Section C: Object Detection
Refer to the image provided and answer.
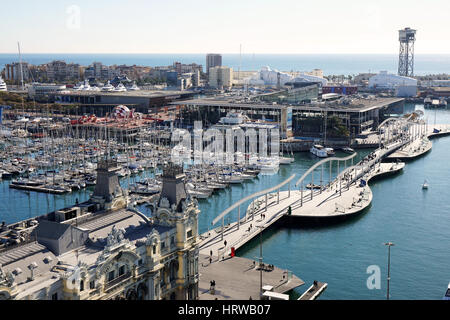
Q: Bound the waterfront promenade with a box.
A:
[199,122,450,260]
[199,137,411,259]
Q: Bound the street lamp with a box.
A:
[384,242,395,300]
[255,225,264,299]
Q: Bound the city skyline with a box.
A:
[1,0,450,54]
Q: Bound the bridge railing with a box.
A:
[211,174,296,227]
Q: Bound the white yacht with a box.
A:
[114,83,127,92]
[310,144,328,158]
[0,76,7,91]
[342,147,355,154]
[279,155,295,164]
[102,81,115,92]
[424,97,432,107]
[257,157,280,175]
[422,180,429,190]
[127,81,140,91]
[72,82,83,91]
[218,112,248,125]
[325,147,335,156]
[444,282,450,300]
[81,80,91,91]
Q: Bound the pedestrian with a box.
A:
[209,257,212,264]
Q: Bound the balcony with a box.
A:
[104,272,132,291]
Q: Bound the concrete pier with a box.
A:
[198,254,304,300]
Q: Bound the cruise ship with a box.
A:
[0,76,7,92]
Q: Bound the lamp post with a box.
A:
[384,242,395,300]
[256,226,264,299]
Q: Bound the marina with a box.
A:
[2,0,450,307]
[1,101,450,299]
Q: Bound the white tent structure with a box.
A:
[368,71,417,89]
[247,66,328,87]
[292,74,328,86]
[248,66,293,86]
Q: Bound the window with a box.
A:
[187,230,193,239]
[51,293,58,300]
[152,245,156,255]
[90,280,95,289]
[171,236,175,245]
[161,241,165,250]
[119,265,125,276]
[80,280,84,292]
[108,270,115,282]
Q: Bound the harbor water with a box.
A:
[1,53,450,76]
[0,103,449,299]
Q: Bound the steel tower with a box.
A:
[398,27,416,77]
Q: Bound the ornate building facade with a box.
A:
[0,162,199,300]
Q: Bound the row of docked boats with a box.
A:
[72,80,140,92]
[309,144,355,158]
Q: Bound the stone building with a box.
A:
[0,161,199,300]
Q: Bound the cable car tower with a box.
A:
[398,28,416,77]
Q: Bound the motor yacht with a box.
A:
[218,112,249,125]
[114,83,127,92]
[310,144,328,158]
[127,81,140,91]
[101,81,115,92]
[342,147,355,154]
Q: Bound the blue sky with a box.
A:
[1,0,449,54]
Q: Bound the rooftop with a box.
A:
[171,96,404,113]
[56,89,190,98]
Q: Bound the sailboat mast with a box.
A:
[18,42,24,91]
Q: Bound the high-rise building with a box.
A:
[92,62,103,78]
[208,66,233,89]
[66,63,81,80]
[4,62,31,82]
[206,54,222,76]
[46,60,68,82]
